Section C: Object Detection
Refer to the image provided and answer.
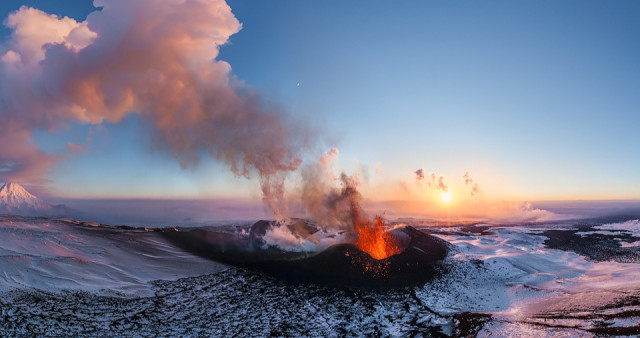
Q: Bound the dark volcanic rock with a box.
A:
[542,221,640,263]
[163,223,450,288]
[249,220,271,240]
[0,269,457,336]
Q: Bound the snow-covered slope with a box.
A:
[0,215,638,335]
[0,182,53,215]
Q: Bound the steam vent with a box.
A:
[163,220,450,288]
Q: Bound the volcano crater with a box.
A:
[163,221,451,288]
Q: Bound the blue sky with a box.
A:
[2,1,639,200]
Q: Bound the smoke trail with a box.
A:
[429,173,437,188]
[463,171,479,196]
[470,184,479,196]
[414,169,448,192]
[0,1,308,217]
[414,168,425,186]
[436,176,448,192]
[463,172,473,185]
[297,150,379,231]
[299,150,354,229]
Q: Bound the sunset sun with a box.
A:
[440,191,452,203]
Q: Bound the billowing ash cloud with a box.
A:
[292,148,381,235]
[298,149,353,229]
[463,171,479,196]
[0,0,308,216]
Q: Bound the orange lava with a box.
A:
[353,215,401,260]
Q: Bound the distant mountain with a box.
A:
[0,182,69,216]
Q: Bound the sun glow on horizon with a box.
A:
[440,191,452,203]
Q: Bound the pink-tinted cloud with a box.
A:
[0,0,308,217]
[463,171,473,185]
[0,116,58,183]
[319,148,339,167]
[67,143,88,153]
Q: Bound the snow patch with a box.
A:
[594,219,640,236]
[0,216,223,295]
[262,223,346,252]
[262,224,317,252]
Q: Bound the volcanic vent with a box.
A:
[163,171,450,287]
[163,218,450,288]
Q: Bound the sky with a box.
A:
[0,0,639,204]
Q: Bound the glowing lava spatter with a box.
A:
[336,173,402,260]
[353,215,401,260]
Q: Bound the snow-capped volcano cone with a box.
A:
[0,182,51,213]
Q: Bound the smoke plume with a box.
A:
[463,171,479,196]
[463,172,473,185]
[298,150,358,230]
[414,169,448,192]
[414,168,425,185]
[0,0,307,217]
[436,176,448,192]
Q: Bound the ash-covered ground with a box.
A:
[1,215,639,336]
